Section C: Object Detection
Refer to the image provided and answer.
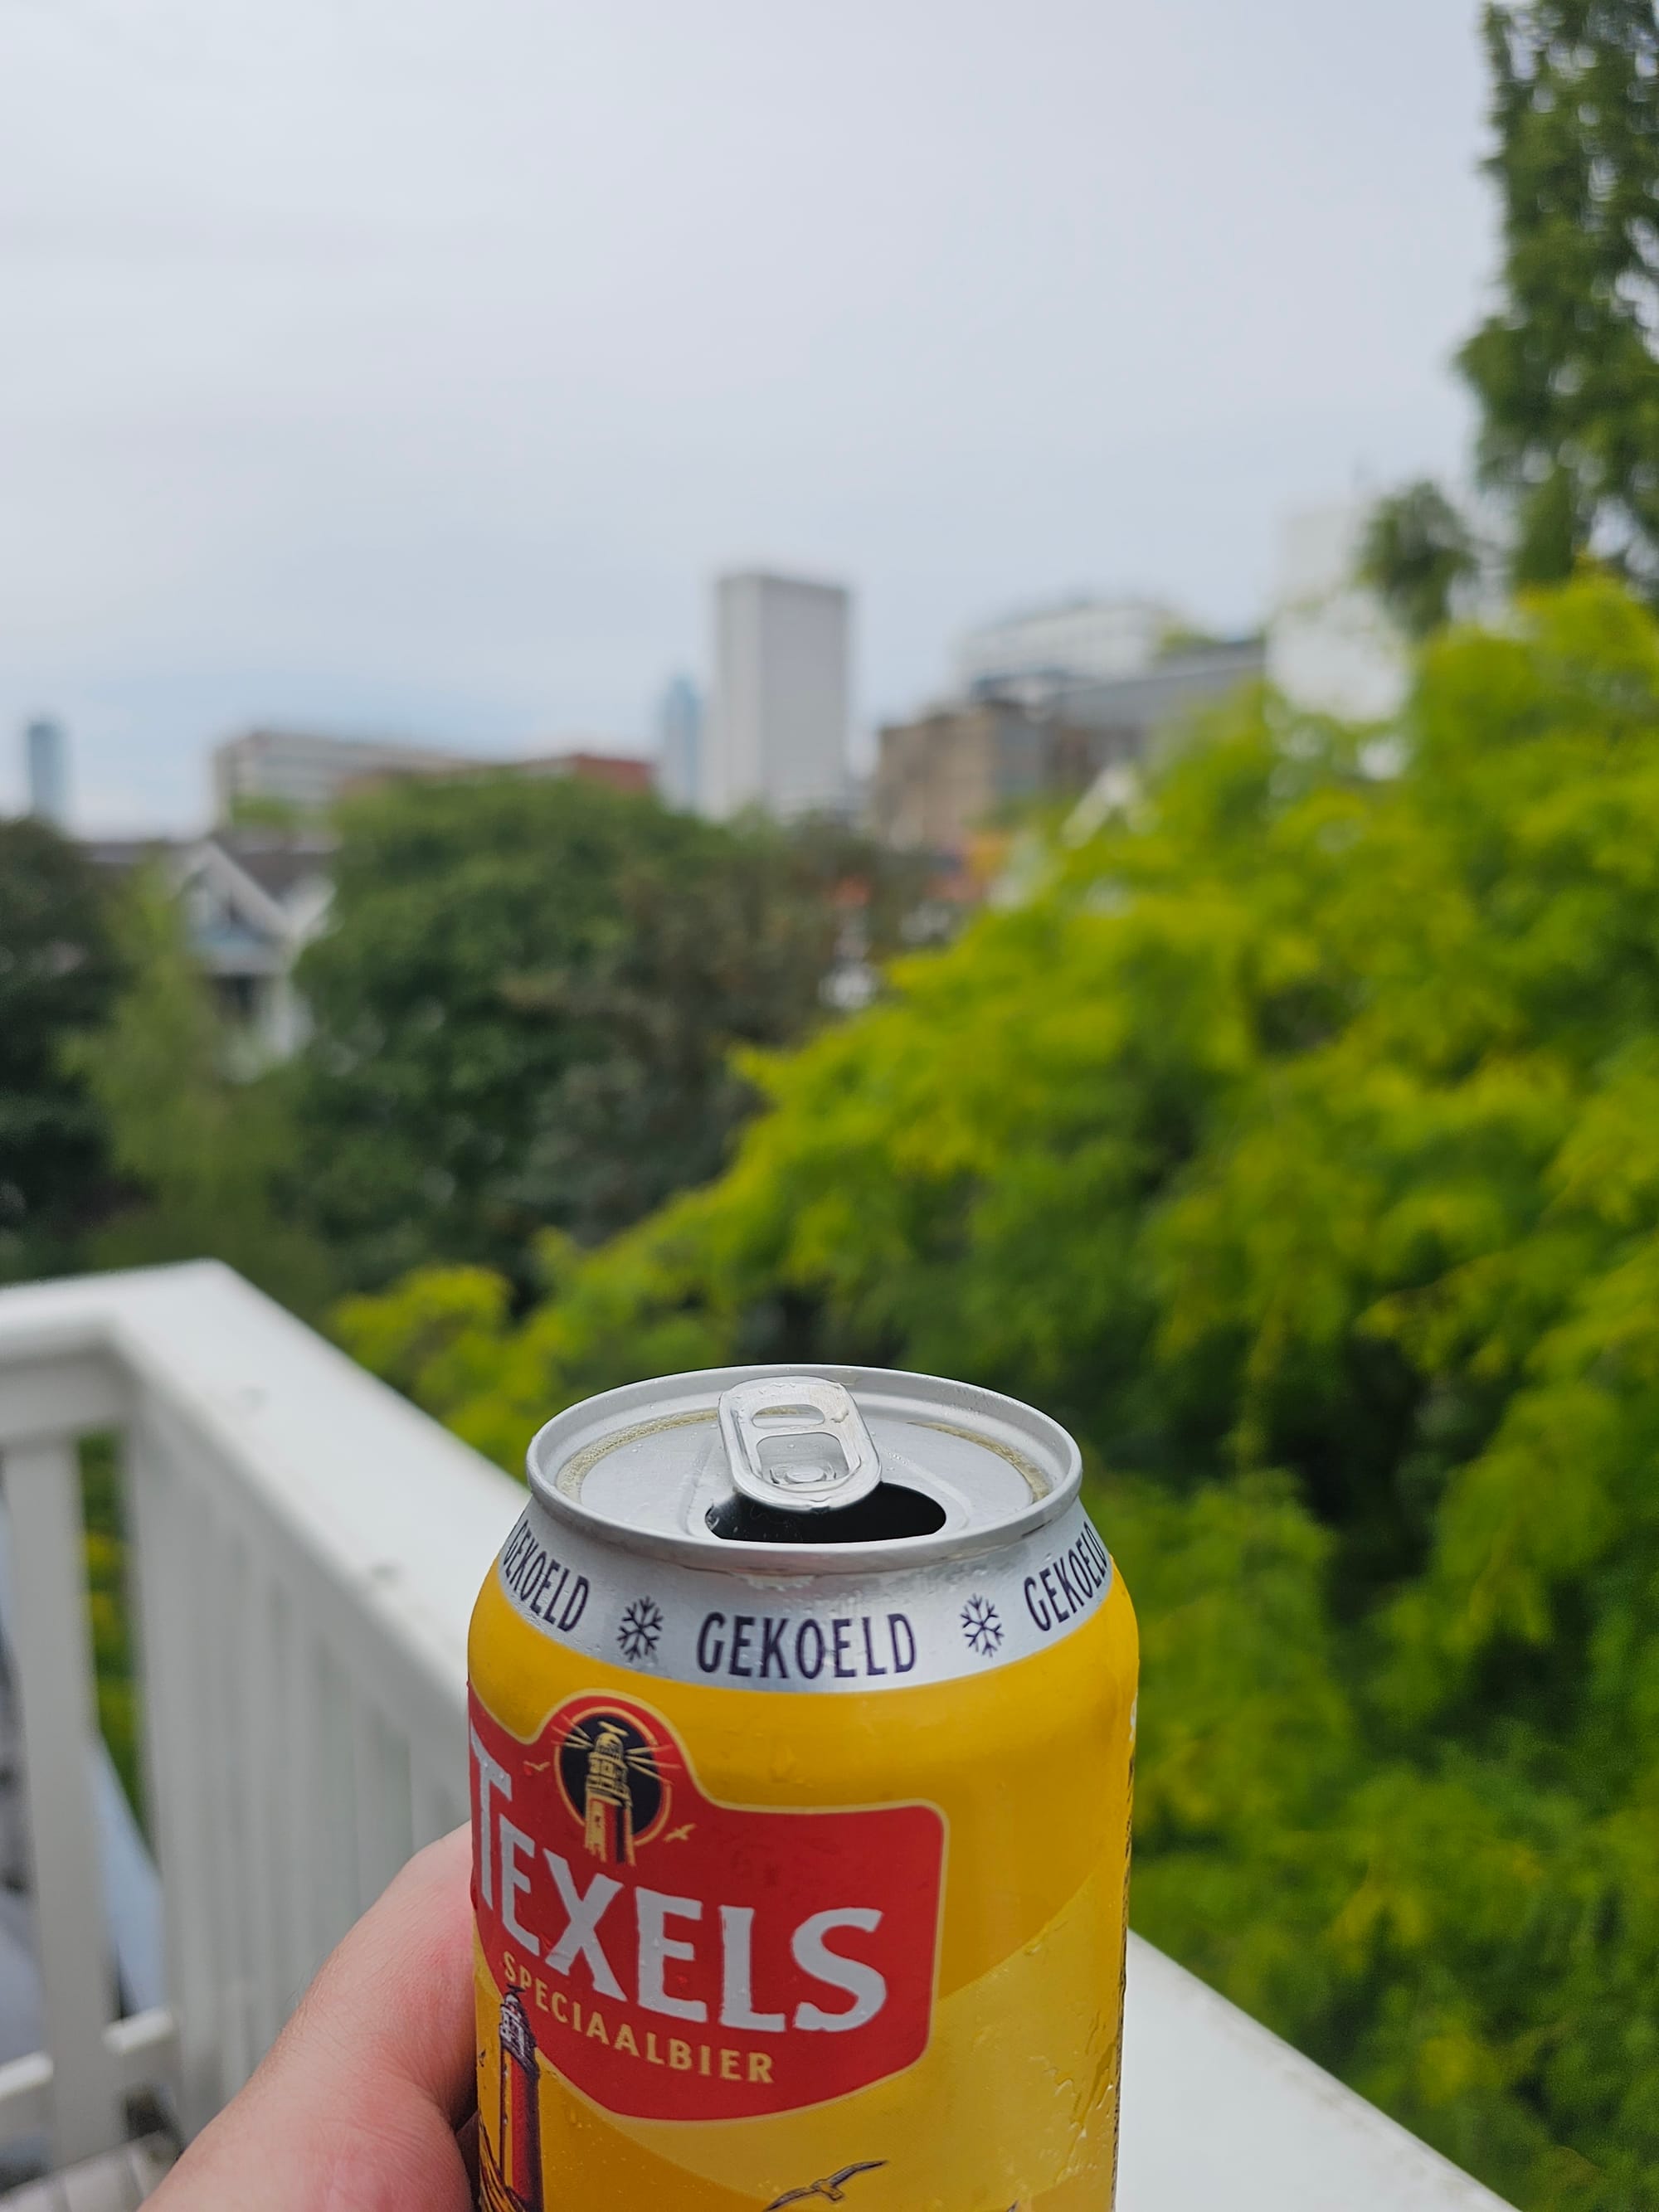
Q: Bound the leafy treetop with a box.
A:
[0,818,122,1278]
[1360,479,1480,639]
[292,773,928,1292]
[67,880,337,1319]
[1460,0,1659,595]
[342,581,1659,2208]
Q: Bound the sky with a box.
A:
[0,0,1491,830]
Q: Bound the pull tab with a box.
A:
[718,1378,881,1515]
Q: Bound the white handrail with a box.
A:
[0,1262,517,2166]
[0,1262,1513,2207]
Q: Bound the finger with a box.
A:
[283,1824,476,2121]
[152,1826,476,2211]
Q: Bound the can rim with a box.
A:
[523,1363,1083,1575]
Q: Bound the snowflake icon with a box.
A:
[617,1598,664,1665]
[961,1595,1003,1659]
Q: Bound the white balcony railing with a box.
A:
[0,1262,1512,2210]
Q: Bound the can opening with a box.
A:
[705,1482,947,1546]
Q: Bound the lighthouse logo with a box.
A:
[479,1991,544,2212]
[557,1704,669,1864]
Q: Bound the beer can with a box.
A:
[469,1365,1137,2212]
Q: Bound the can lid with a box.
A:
[524,1364,1082,1575]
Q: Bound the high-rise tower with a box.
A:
[24,718,68,827]
[655,675,703,811]
[703,572,849,819]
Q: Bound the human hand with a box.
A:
[150,1825,476,2212]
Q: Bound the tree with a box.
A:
[70,879,336,1319]
[0,817,122,1278]
[338,580,1659,2208]
[291,773,928,1291]
[1459,1,1659,595]
[1360,479,1478,638]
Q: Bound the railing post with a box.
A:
[2,1436,124,2166]
[127,1413,226,2138]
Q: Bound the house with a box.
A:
[84,832,335,1068]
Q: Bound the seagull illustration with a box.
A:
[664,1821,696,1843]
[764,2161,886,2208]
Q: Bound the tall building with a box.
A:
[955,596,1180,702]
[874,701,1076,854]
[874,640,1265,862]
[24,718,68,826]
[212,728,470,822]
[655,676,703,811]
[704,572,850,819]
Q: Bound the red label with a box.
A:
[469,1689,944,2121]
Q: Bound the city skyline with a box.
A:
[0,1,1486,829]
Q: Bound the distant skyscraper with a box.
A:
[655,676,703,811]
[704,572,850,819]
[24,718,68,826]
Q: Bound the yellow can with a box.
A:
[469,1367,1136,2212]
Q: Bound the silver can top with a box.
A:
[525,1363,1082,1576]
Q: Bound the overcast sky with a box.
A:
[0,0,1490,830]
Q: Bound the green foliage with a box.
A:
[1360,479,1479,639]
[293,773,926,1291]
[1155,619,1248,658]
[340,580,1659,2206]
[223,793,311,831]
[80,1435,144,1829]
[68,879,336,1318]
[1460,2,1659,596]
[0,817,122,1278]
